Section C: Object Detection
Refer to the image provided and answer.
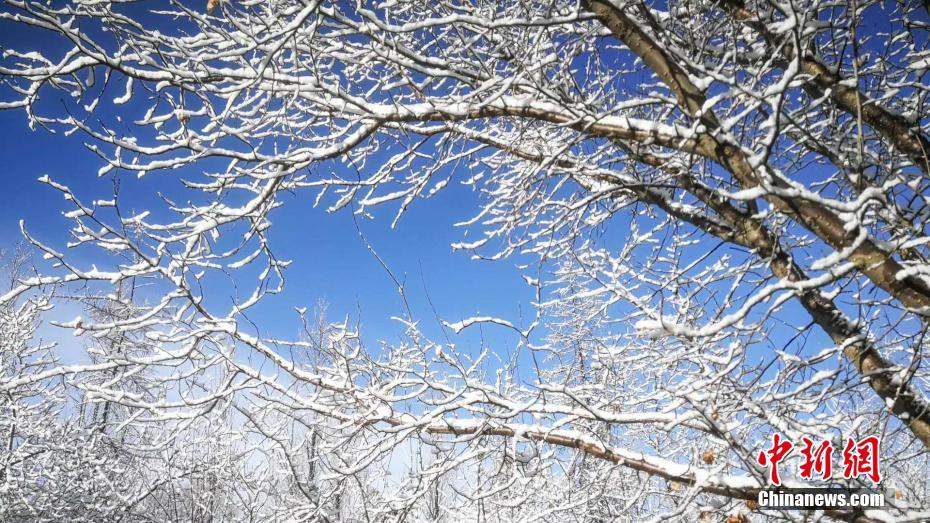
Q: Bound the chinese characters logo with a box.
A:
[757,434,881,486]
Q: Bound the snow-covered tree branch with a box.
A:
[2,0,930,520]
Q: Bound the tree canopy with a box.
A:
[1,0,930,521]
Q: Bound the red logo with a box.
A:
[757,433,794,485]
[842,435,881,483]
[756,434,881,485]
[799,437,833,480]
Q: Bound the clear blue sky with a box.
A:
[0,9,833,365]
[0,104,536,352]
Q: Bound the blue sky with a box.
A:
[0,4,841,369]
[0,83,824,371]
[0,3,551,365]
[0,103,535,352]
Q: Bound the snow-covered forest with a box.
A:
[1,0,929,520]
